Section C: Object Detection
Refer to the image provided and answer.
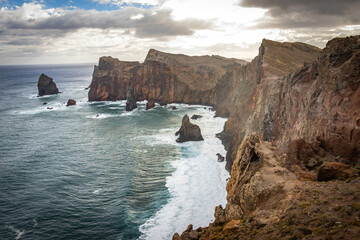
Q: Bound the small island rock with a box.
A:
[191,114,202,120]
[126,89,137,111]
[216,153,225,162]
[175,114,204,143]
[66,99,76,106]
[37,74,59,96]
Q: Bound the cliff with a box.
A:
[173,36,360,240]
[88,35,360,239]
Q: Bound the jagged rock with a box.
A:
[126,89,137,111]
[146,99,155,110]
[225,134,300,224]
[66,99,76,106]
[175,115,204,143]
[191,114,202,120]
[172,106,177,110]
[37,74,59,96]
[317,162,355,181]
[214,205,226,224]
[216,153,225,162]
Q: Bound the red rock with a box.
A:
[146,99,155,110]
[66,99,76,106]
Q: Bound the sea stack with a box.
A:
[146,99,155,110]
[37,74,59,96]
[175,115,204,143]
[126,88,137,111]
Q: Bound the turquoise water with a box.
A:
[0,65,228,240]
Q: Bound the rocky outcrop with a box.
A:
[317,162,355,181]
[191,114,202,120]
[225,134,301,224]
[174,135,360,240]
[225,36,360,173]
[146,99,155,110]
[216,153,225,162]
[125,88,137,111]
[66,99,76,106]
[175,115,204,143]
[37,74,59,96]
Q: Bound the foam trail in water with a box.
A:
[138,107,229,240]
[7,225,25,240]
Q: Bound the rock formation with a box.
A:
[66,99,76,106]
[216,153,225,162]
[146,99,155,110]
[173,135,360,240]
[175,115,204,143]
[191,114,202,120]
[125,88,137,111]
[37,74,59,96]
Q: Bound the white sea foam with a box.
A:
[12,97,89,115]
[87,114,113,119]
[7,225,25,240]
[138,106,229,240]
[93,188,102,194]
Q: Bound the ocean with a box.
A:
[0,64,229,240]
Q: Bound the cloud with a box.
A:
[240,0,360,28]
[92,0,159,6]
[0,2,211,38]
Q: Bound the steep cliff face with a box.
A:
[226,36,360,176]
[89,49,247,117]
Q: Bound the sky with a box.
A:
[0,0,360,65]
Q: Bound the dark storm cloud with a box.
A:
[1,7,211,38]
[240,0,360,28]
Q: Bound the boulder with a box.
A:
[191,114,202,120]
[317,162,355,181]
[66,99,76,106]
[37,73,59,96]
[216,153,225,162]
[146,99,155,110]
[126,89,137,111]
[175,115,204,143]
[172,106,177,110]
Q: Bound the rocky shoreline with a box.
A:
[88,35,360,239]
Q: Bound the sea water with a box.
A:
[0,64,229,240]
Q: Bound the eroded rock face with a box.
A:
[38,74,59,96]
[226,35,360,172]
[175,115,204,143]
[225,134,301,224]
